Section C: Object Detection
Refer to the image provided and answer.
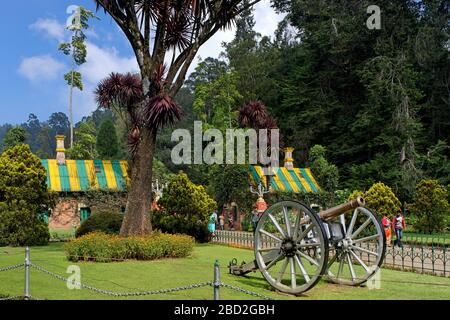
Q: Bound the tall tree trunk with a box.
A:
[120,126,156,237]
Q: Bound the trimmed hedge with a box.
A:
[64,232,194,262]
[76,212,123,238]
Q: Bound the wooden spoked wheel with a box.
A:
[254,201,329,295]
[326,207,386,286]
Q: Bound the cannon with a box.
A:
[229,197,386,295]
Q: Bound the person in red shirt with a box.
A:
[392,212,406,248]
[381,215,392,246]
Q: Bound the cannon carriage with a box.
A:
[229,196,386,295]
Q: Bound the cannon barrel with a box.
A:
[319,196,365,221]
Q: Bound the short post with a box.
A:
[24,247,30,300]
[214,260,220,301]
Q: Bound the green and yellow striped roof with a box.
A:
[250,166,320,193]
[41,160,129,192]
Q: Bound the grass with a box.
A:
[0,243,449,300]
[49,229,75,242]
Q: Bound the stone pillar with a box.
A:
[56,135,66,166]
[284,147,295,170]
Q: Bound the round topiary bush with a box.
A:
[364,182,401,217]
[155,173,217,242]
[76,212,124,238]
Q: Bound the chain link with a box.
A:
[220,283,275,300]
[30,262,213,297]
[0,263,24,273]
[0,295,23,301]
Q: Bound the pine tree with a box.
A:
[96,118,119,159]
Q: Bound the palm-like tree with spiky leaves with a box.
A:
[93,0,263,236]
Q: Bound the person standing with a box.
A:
[393,212,406,248]
[208,210,218,241]
[219,214,225,231]
[251,207,260,232]
[382,215,392,246]
[212,210,218,227]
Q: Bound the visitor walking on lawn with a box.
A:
[393,212,406,248]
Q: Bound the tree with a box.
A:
[408,180,449,234]
[309,145,339,205]
[155,173,217,242]
[0,145,55,246]
[66,120,98,159]
[36,125,54,158]
[59,6,97,148]
[364,182,402,218]
[185,57,228,92]
[210,164,253,214]
[96,118,119,159]
[2,126,27,150]
[94,0,264,236]
[193,71,242,130]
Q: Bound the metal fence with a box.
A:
[212,230,450,277]
[0,248,273,301]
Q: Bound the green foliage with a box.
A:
[209,165,253,214]
[96,118,119,159]
[0,207,50,246]
[0,145,54,246]
[408,180,450,234]
[309,145,339,193]
[65,232,194,262]
[2,126,27,150]
[66,120,98,159]
[364,182,402,218]
[76,212,124,237]
[64,71,83,91]
[193,72,242,131]
[155,173,217,242]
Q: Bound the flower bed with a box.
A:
[64,232,194,262]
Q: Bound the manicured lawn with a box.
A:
[0,243,449,300]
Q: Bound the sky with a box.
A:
[0,0,284,125]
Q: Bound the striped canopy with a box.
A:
[41,160,129,192]
[250,166,320,193]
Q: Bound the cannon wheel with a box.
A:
[254,201,329,295]
[326,207,386,286]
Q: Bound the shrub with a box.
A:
[64,232,194,262]
[0,206,50,246]
[364,182,402,217]
[0,144,55,246]
[408,180,450,234]
[76,212,123,237]
[155,173,217,242]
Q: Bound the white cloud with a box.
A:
[79,42,139,84]
[18,55,65,82]
[30,19,65,41]
[191,0,283,72]
[58,42,139,117]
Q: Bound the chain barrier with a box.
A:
[220,283,274,300]
[31,262,213,297]
[0,296,22,301]
[0,263,24,273]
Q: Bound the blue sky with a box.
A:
[0,0,283,125]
